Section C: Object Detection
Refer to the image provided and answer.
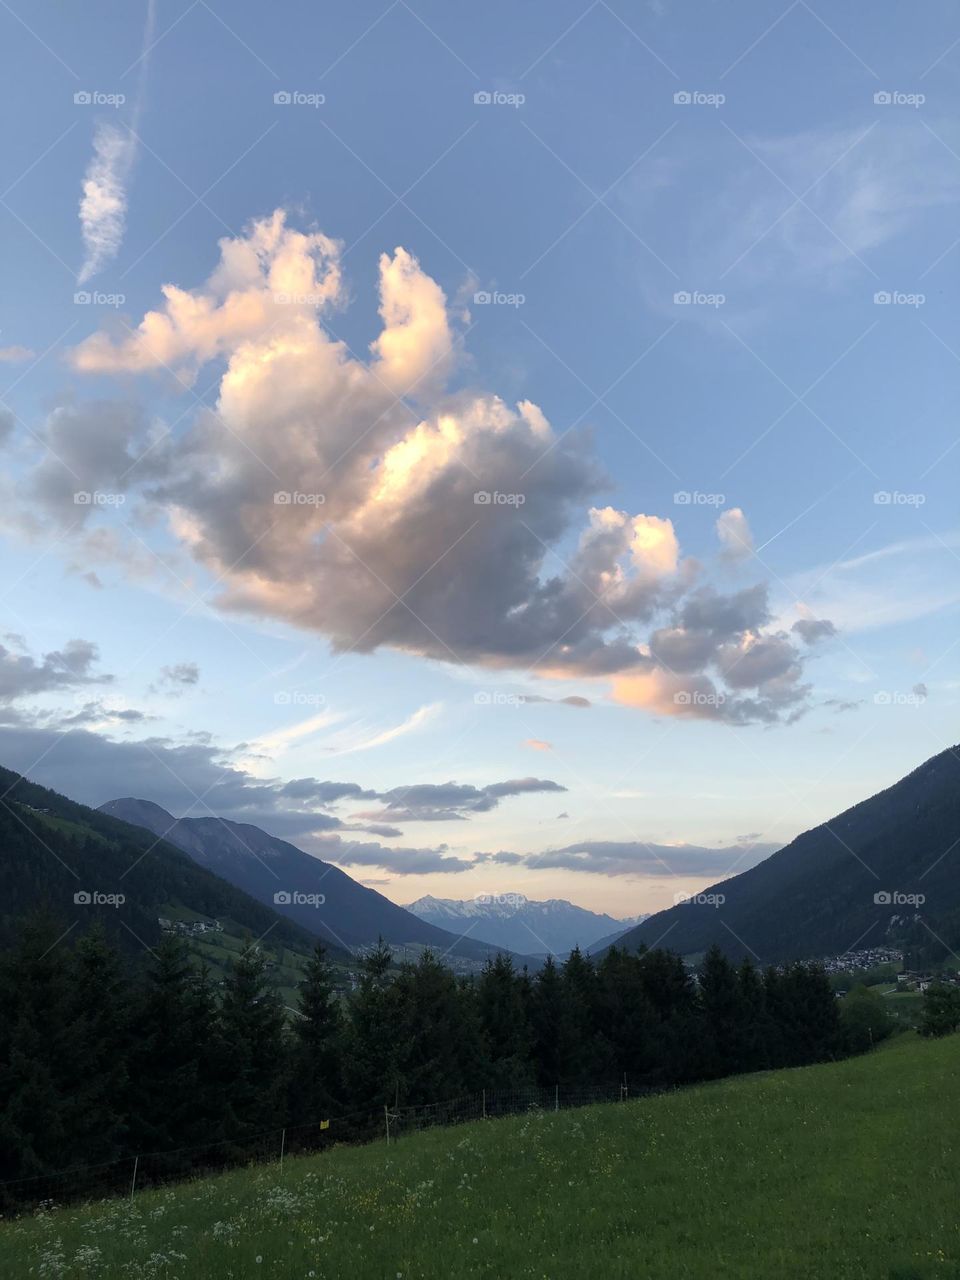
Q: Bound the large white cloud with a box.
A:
[45,212,831,723]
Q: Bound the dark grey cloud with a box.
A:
[364,777,566,823]
[516,840,780,878]
[57,701,154,727]
[315,836,473,875]
[0,637,110,704]
[792,618,838,645]
[0,724,564,853]
[158,661,200,689]
[823,697,861,713]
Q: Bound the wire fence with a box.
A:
[0,1080,650,1213]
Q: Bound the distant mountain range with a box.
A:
[405,894,644,957]
[612,745,960,966]
[0,766,321,958]
[100,798,527,967]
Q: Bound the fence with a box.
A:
[0,1079,646,1213]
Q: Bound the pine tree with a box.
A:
[219,939,289,1137]
[127,936,228,1156]
[393,950,471,1104]
[344,939,402,1108]
[529,955,568,1086]
[0,916,75,1178]
[697,945,745,1079]
[290,945,343,1120]
[477,953,532,1088]
[560,947,598,1083]
[61,925,130,1165]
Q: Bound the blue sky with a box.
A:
[1,0,958,915]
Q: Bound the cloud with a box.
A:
[520,693,592,708]
[0,637,111,708]
[0,346,35,364]
[77,124,135,285]
[524,738,553,751]
[57,700,154,727]
[325,703,440,756]
[53,213,830,724]
[361,776,567,823]
[823,697,861,713]
[716,507,754,561]
[76,0,156,283]
[158,661,200,688]
[313,835,473,875]
[792,618,837,645]
[512,839,779,878]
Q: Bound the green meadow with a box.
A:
[2,1032,957,1280]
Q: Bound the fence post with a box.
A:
[279,1127,286,1172]
[482,1089,486,1120]
[384,1104,390,1145]
[555,1084,559,1113]
[129,1155,138,1203]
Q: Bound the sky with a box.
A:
[0,0,958,918]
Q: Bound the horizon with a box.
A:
[1,1,958,917]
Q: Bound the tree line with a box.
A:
[0,917,884,1198]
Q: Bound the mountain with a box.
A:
[586,919,650,955]
[404,893,640,957]
[0,765,323,958]
[611,745,960,966]
[100,799,526,968]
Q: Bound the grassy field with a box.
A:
[2,1033,957,1279]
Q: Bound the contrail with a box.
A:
[77,0,156,285]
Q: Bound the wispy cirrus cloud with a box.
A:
[76,0,156,284]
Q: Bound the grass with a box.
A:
[2,1033,958,1279]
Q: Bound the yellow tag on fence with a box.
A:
[319,1120,330,1130]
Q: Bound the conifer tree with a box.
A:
[219,939,289,1137]
[344,939,402,1108]
[477,953,532,1088]
[290,944,343,1120]
[127,936,228,1155]
[62,925,130,1164]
